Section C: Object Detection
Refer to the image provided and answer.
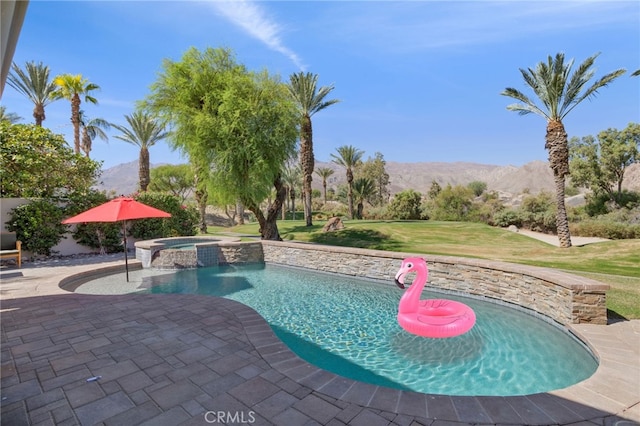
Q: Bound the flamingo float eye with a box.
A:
[406,262,413,269]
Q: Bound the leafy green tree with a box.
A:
[315,167,335,205]
[0,122,101,198]
[112,111,169,192]
[53,74,100,154]
[149,164,195,203]
[331,145,365,220]
[7,61,58,126]
[502,52,625,247]
[0,106,22,124]
[352,177,375,219]
[6,200,67,256]
[386,189,423,220]
[357,152,390,206]
[569,123,639,199]
[468,181,487,197]
[287,72,340,227]
[145,47,298,240]
[78,110,110,158]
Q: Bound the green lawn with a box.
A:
[208,219,640,320]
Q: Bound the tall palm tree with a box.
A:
[287,72,339,227]
[502,52,625,248]
[7,61,58,126]
[112,111,169,192]
[78,110,110,158]
[352,177,376,219]
[331,145,364,220]
[53,74,100,154]
[315,166,335,205]
[0,106,22,124]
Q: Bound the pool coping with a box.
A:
[1,257,638,425]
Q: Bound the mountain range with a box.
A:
[94,160,640,200]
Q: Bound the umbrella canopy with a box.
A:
[62,197,171,281]
[62,197,171,224]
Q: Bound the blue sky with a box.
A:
[3,1,639,170]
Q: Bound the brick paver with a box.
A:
[1,258,638,425]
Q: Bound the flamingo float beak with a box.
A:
[395,269,408,289]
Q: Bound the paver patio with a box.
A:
[1,256,638,425]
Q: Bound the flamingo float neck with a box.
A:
[395,257,429,314]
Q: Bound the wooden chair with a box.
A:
[1,232,22,268]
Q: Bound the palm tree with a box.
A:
[315,167,335,205]
[502,52,625,248]
[78,110,110,157]
[281,164,302,220]
[112,111,169,191]
[352,177,376,219]
[331,145,364,220]
[287,72,339,227]
[7,61,57,126]
[0,106,22,124]
[53,74,100,154]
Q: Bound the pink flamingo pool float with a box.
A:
[395,257,476,338]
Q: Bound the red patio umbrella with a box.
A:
[62,197,171,281]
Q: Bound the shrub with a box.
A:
[570,220,640,239]
[584,191,640,217]
[493,209,521,227]
[386,189,423,220]
[518,191,557,233]
[428,185,475,221]
[469,192,505,225]
[129,192,199,240]
[363,206,391,220]
[6,200,67,256]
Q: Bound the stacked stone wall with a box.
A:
[218,241,264,264]
[260,240,608,325]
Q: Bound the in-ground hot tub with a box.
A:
[135,236,242,269]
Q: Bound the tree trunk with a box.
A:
[33,104,45,127]
[139,147,150,192]
[322,180,327,205]
[71,94,81,154]
[546,119,572,248]
[81,127,91,157]
[300,115,314,226]
[195,190,207,233]
[236,200,245,225]
[347,168,354,220]
[246,175,286,241]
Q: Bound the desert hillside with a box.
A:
[94,160,640,199]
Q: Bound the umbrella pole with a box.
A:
[123,220,129,282]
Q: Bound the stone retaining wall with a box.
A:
[260,240,609,325]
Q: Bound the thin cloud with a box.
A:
[209,0,305,70]
[322,1,638,53]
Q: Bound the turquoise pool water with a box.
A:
[85,263,598,396]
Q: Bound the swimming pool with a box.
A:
[76,263,598,396]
